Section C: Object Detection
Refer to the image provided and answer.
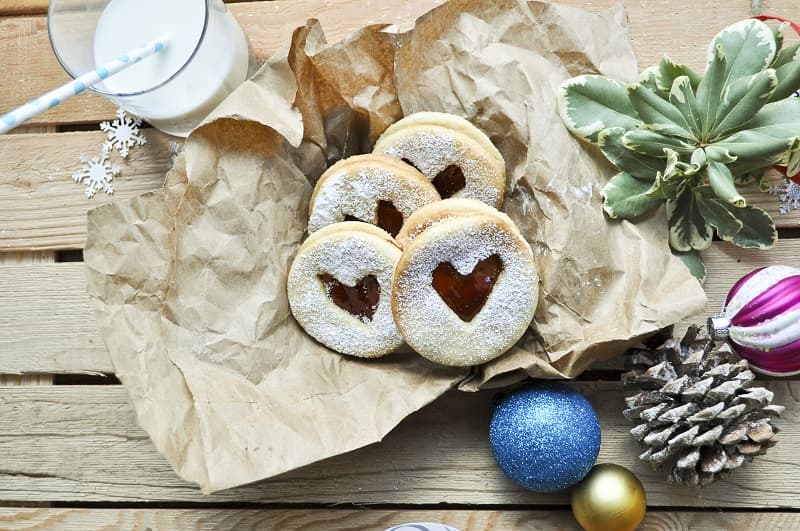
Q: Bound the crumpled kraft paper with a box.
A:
[85,0,707,494]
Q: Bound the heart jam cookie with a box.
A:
[373,112,506,208]
[308,154,440,237]
[432,254,503,321]
[392,211,539,366]
[288,222,403,358]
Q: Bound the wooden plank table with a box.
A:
[1,0,799,529]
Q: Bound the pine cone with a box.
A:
[622,325,784,487]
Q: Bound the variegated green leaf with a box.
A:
[644,149,683,200]
[557,18,793,258]
[558,75,641,144]
[706,19,776,85]
[646,171,681,200]
[657,56,701,92]
[602,171,662,219]
[714,131,800,161]
[628,83,694,139]
[597,127,663,181]
[770,60,800,102]
[639,66,667,98]
[673,250,706,283]
[645,172,668,199]
[663,148,680,176]
[667,185,713,251]
[676,159,702,176]
[669,76,702,137]
[735,97,800,140]
[690,147,707,167]
[727,157,780,176]
[712,98,800,160]
[773,23,786,54]
[704,145,737,164]
[718,203,777,249]
[786,147,800,176]
[773,42,800,68]
[622,128,695,158]
[695,186,744,238]
[710,69,777,138]
[706,160,745,206]
[696,44,727,138]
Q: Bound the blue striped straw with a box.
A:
[0,34,170,134]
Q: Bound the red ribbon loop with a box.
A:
[753,14,800,36]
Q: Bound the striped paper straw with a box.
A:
[0,34,170,135]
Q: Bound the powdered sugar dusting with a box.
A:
[288,228,403,357]
[401,218,440,247]
[309,165,439,233]
[396,198,520,249]
[393,219,539,366]
[376,129,503,207]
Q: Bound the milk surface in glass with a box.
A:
[93,0,249,136]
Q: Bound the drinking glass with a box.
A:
[48,0,253,136]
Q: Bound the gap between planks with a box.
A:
[1,507,800,531]
[0,382,798,507]
[0,0,753,126]
[2,239,799,375]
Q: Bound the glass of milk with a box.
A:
[48,0,252,136]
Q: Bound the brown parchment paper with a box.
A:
[85,0,707,494]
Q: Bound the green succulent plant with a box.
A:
[558,18,800,280]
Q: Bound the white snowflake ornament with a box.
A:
[72,152,120,198]
[100,107,146,158]
[769,177,800,214]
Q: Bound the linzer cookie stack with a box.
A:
[287,112,539,366]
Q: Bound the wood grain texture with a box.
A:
[0,262,110,374]
[0,0,257,17]
[0,0,794,522]
[1,508,799,531]
[0,381,798,506]
[0,0,750,126]
[761,1,800,20]
[0,130,176,251]
[2,239,798,374]
[0,247,54,384]
[1,137,798,252]
[0,0,48,16]
[0,0,446,126]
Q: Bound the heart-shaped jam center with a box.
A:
[401,158,466,199]
[344,200,404,237]
[319,273,381,321]
[431,254,503,322]
[431,165,466,199]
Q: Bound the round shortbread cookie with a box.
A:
[392,215,538,366]
[288,222,403,358]
[374,112,506,208]
[308,154,440,237]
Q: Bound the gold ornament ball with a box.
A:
[570,463,646,531]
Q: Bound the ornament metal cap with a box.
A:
[708,315,731,340]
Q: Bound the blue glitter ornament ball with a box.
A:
[489,382,601,492]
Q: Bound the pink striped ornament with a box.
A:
[709,265,800,376]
